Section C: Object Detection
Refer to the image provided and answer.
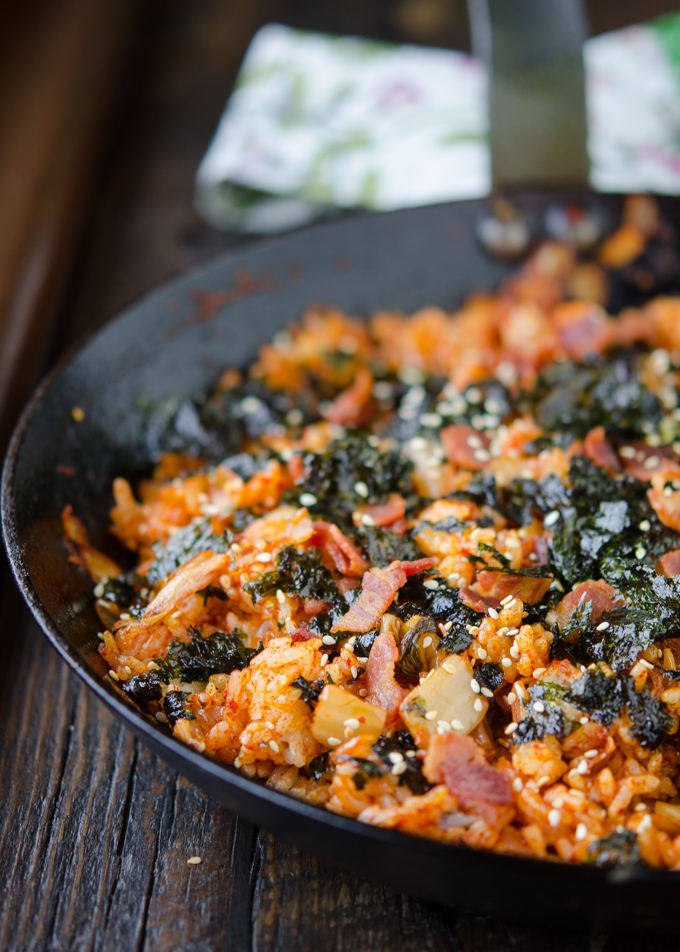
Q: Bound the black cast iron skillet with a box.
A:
[5,0,680,934]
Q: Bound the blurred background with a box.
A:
[3,4,680,947]
[1,0,680,442]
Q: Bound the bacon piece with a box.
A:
[311,521,369,576]
[472,570,551,606]
[623,447,680,482]
[140,550,231,628]
[337,576,361,595]
[424,734,511,807]
[330,558,435,633]
[355,494,406,528]
[458,586,501,614]
[365,629,407,721]
[583,426,620,473]
[304,598,331,616]
[291,627,314,643]
[657,549,680,578]
[554,579,622,631]
[440,425,491,471]
[649,486,680,531]
[552,302,615,360]
[322,367,374,427]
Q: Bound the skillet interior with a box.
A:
[5,195,680,933]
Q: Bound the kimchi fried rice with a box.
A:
[64,195,680,868]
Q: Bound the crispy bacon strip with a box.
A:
[582,426,620,473]
[424,734,511,807]
[472,570,551,606]
[139,549,230,629]
[649,484,680,531]
[365,629,407,721]
[458,586,501,614]
[311,521,370,576]
[553,579,622,631]
[657,549,680,578]
[440,425,490,471]
[322,367,374,426]
[330,558,435,633]
[355,494,406,528]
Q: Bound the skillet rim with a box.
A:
[3,198,680,919]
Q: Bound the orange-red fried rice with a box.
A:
[63,195,680,869]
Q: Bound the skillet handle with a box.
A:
[467,0,590,190]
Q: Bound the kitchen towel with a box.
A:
[195,13,680,233]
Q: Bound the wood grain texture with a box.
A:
[5,1,680,949]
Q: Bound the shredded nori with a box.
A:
[146,519,232,584]
[291,676,325,707]
[587,829,643,868]
[372,730,432,795]
[157,628,261,682]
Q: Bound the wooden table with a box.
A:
[3,2,680,949]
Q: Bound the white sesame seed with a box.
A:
[155,711,168,724]
[322,635,336,645]
[442,662,456,674]
[354,481,369,498]
[473,698,484,713]
[119,612,131,621]
[269,740,280,753]
[635,546,647,560]
[548,809,561,828]
[512,777,523,792]
[507,692,516,705]
[533,668,546,678]
[644,456,661,470]
[501,658,512,668]
[543,511,560,528]
[406,750,417,758]
[94,582,105,598]
[372,381,394,400]
[639,814,652,832]
[388,752,404,764]
[187,856,202,865]
[481,687,494,698]
[488,607,499,620]
[466,433,483,448]
[351,666,358,679]
[361,514,376,527]
[584,749,598,759]
[420,413,443,428]
[470,678,481,694]
[437,720,452,733]
[595,621,610,632]
[639,658,654,670]
[450,719,464,731]
[497,627,509,636]
[320,654,329,667]
[327,737,342,747]
[500,595,514,606]
[299,493,317,507]
[344,718,360,730]
[575,823,588,841]
[533,701,545,713]
[108,670,120,682]
[505,601,517,613]
[265,720,275,730]
[505,722,518,735]
[577,761,589,775]
[510,645,520,659]
[392,761,408,775]
[422,636,433,648]
[639,520,651,532]
[424,711,438,721]
[619,446,636,459]
[473,448,491,462]
[477,647,488,660]
[423,579,439,590]
[579,716,589,725]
